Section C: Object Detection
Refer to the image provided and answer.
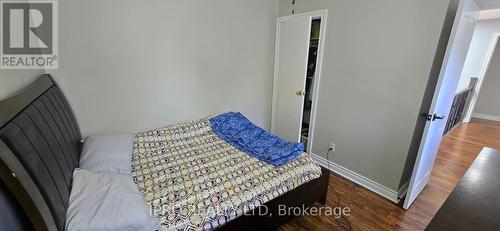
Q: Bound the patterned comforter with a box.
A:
[131,116,322,230]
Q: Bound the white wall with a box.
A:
[474,43,500,118]
[278,0,449,191]
[2,0,450,195]
[0,0,47,99]
[32,0,277,136]
[0,70,46,99]
[457,19,500,92]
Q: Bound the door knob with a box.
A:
[296,90,306,96]
[432,114,445,121]
[421,113,432,121]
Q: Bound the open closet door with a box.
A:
[271,14,312,142]
[404,0,479,209]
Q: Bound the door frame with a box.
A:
[271,9,328,153]
[463,33,500,122]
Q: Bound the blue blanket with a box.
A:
[209,112,304,166]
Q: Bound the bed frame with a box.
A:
[0,74,329,231]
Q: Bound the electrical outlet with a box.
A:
[329,143,335,152]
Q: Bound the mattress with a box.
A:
[131,117,322,230]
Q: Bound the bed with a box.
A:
[0,74,329,231]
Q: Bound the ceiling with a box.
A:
[475,0,500,10]
[474,0,500,20]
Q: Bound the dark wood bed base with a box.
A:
[0,74,329,231]
[217,166,329,231]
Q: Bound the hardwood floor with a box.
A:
[279,120,500,231]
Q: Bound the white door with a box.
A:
[404,0,479,209]
[271,14,312,142]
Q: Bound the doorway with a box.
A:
[403,0,479,209]
[271,10,327,153]
[464,33,500,122]
[301,18,321,150]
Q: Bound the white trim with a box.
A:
[270,15,280,134]
[270,9,328,153]
[278,9,329,21]
[472,113,500,121]
[464,33,500,122]
[397,180,409,199]
[309,153,401,203]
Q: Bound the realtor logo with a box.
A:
[1,1,58,69]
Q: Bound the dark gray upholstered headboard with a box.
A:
[0,74,81,231]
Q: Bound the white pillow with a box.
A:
[79,133,135,174]
[66,168,160,231]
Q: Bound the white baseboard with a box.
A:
[397,180,409,200]
[472,113,500,122]
[310,153,401,203]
